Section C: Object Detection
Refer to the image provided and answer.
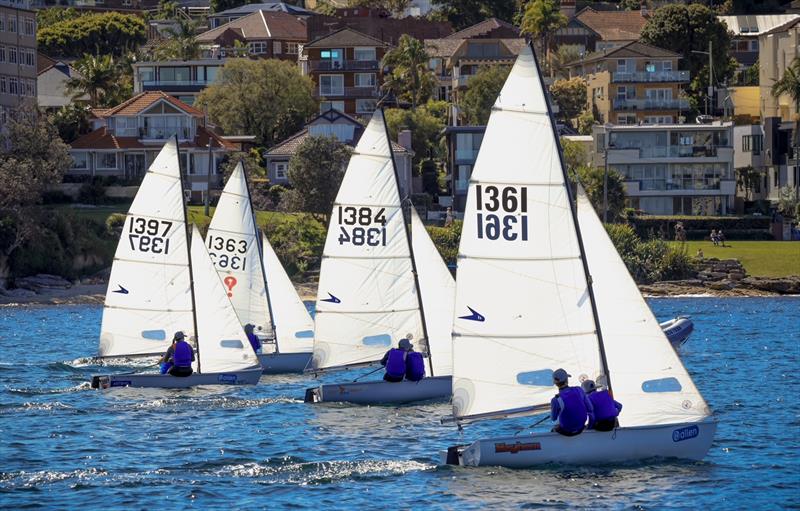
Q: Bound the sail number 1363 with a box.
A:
[475,185,528,241]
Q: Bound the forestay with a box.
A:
[312,110,424,370]
[206,162,272,338]
[190,225,261,374]
[261,234,315,354]
[576,188,710,426]
[451,46,603,420]
[99,138,194,357]
[410,207,455,376]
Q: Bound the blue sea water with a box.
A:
[0,297,798,510]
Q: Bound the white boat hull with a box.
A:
[444,419,716,467]
[90,368,262,389]
[660,317,694,347]
[305,375,452,405]
[257,352,312,374]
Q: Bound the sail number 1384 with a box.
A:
[475,185,528,241]
[337,206,387,247]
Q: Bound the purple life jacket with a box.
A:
[557,386,588,433]
[173,340,194,368]
[405,352,425,381]
[589,390,620,421]
[384,348,406,379]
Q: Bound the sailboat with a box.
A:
[304,110,453,404]
[443,45,715,467]
[206,162,314,373]
[90,139,262,388]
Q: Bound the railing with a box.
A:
[139,127,192,140]
[141,80,211,87]
[628,179,724,191]
[613,98,690,110]
[615,145,731,158]
[309,60,380,71]
[612,70,689,83]
[316,87,381,98]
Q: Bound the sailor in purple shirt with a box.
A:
[582,379,623,432]
[550,368,595,436]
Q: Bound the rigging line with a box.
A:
[452,330,597,339]
[459,254,581,262]
[205,225,260,238]
[112,257,190,267]
[315,307,421,315]
[123,211,186,224]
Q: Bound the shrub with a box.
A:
[105,213,126,236]
[605,223,694,283]
[41,190,73,204]
[77,180,106,204]
[262,214,325,276]
[426,220,461,266]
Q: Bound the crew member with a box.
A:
[380,338,410,382]
[404,340,425,382]
[550,368,594,436]
[159,331,195,377]
[244,324,261,354]
[582,379,622,431]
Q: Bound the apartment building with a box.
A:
[719,14,798,74]
[592,122,735,216]
[567,41,689,125]
[300,28,386,116]
[208,2,313,29]
[426,18,524,102]
[196,10,307,61]
[132,59,226,106]
[0,0,36,124]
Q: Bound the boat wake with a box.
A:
[0,468,109,490]
[7,382,92,396]
[66,356,160,368]
[214,459,433,485]
[0,401,76,414]
[127,396,302,411]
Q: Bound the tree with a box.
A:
[777,186,799,218]
[520,0,567,75]
[66,54,119,107]
[153,18,201,61]
[36,7,83,30]
[37,12,147,58]
[196,59,316,147]
[430,0,516,30]
[282,136,352,223]
[385,100,447,170]
[561,137,587,178]
[735,165,764,201]
[350,0,410,14]
[551,44,582,79]
[771,57,800,175]
[640,4,733,105]
[576,165,626,222]
[549,77,586,123]
[381,35,437,108]
[460,64,510,125]
[49,104,91,143]
[576,108,596,135]
[211,0,248,13]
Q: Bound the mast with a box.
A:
[241,160,279,351]
[529,41,612,393]
[379,105,434,377]
[176,134,202,374]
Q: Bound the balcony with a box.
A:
[613,98,690,111]
[611,145,732,159]
[612,70,689,83]
[141,80,210,92]
[309,60,381,72]
[139,127,193,141]
[316,87,382,98]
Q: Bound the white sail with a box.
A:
[190,225,260,373]
[410,207,455,376]
[576,188,711,426]
[312,110,424,370]
[451,46,603,420]
[206,162,272,338]
[261,234,314,354]
[99,139,194,357]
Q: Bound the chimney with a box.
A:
[398,129,413,152]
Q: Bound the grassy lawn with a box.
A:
[48,204,131,224]
[671,241,800,278]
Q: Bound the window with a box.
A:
[616,85,634,100]
[23,17,34,36]
[8,77,17,95]
[617,114,637,125]
[273,41,282,54]
[159,67,191,82]
[71,153,89,170]
[0,76,5,94]
[617,59,628,72]
[353,47,376,61]
[645,88,672,100]
[456,165,471,192]
[645,116,672,124]
[138,66,155,83]
[319,75,344,96]
[8,17,16,33]
[749,40,758,52]
[319,100,344,113]
[9,46,16,64]
[354,73,375,87]
[97,153,118,170]
[0,46,5,63]
[275,162,288,180]
[0,16,4,32]
[249,41,266,54]
[320,49,343,69]
[23,78,34,96]
[287,42,298,54]
[662,60,672,71]
[356,99,377,114]
[115,116,138,136]
[22,49,34,67]
[742,134,763,155]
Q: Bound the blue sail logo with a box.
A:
[113,285,129,294]
[322,292,341,304]
[459,306,485,322]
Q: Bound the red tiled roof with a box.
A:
[197,10,307,43]
[445,18,520,39]
[306,27,388,48]
[266,127,411,156]
[70,126,237,151]
[100,91,205,118]
[575,7,647,41]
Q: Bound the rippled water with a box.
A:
[1,298,798,510]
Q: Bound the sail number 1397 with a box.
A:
[475,185,528,241]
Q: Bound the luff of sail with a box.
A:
[451,46,603,420]
[576,187,711,426]
[410,207,455,376]
[206,162,272,339]
[99,138,194,357]
[312,110,424,370]
[261,234,315,354]
[190,225,260,373]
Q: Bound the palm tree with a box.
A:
[520,0,568,77]
[772,58,800,173]
[66,54,119,107]
[381,34,436,108]
[156,17,201,61]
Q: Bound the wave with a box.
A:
[127,396,301,411]
[7,382,91,396]
[213,459,434,485]
[0,468,108,489]
[0,401,75,414]
[66,356,160,368]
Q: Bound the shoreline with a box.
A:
[2,281,798,307]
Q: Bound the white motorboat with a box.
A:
[660,316,694,347]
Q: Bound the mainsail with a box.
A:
[190,224,261,373]
[99,138,194,357]
[576,188,711,426]
[206,162,273,338]
[262,235,315,354]
[410,207,455,376]
[451,45,604,420]
[312,110,424,370]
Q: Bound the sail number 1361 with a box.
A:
[475,185,528,241]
